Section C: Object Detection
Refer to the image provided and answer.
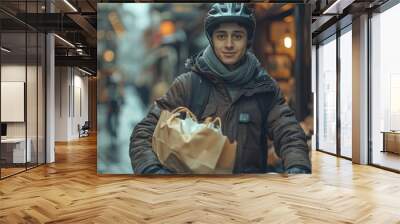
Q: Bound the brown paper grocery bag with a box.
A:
[152,107,237,174]
[214,138,237,174]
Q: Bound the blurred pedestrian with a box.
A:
[104,69,125,162]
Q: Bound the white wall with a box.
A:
[1,65,26,81]
[55,67,69,141]
[55,67,89,141]
[72,73,89,138]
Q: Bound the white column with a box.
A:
[46,33,55,163]
[352,14,369,164]
[45,1,55,163]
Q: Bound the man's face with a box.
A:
[212,23,248,67]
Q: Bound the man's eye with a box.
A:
[233,34,243,40]
[217,34,226,40]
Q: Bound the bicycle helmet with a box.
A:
[205,3,256,48]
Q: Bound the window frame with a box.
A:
[315,18,353,160]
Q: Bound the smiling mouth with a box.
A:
[223,52,236,56]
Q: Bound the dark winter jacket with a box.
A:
[130,53,311,174]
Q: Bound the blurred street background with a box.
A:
[97,3,313,174]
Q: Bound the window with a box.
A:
[371,2,400,171]
[317,36,337,154]
[339,28,352,158]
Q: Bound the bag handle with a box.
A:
[204,116,222,129]
[168,106,198,122]
[210,117,221,128]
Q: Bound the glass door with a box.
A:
[1,30,28,178]
[0,0,47,179]
[317,35,337,155]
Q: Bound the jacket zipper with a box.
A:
[218,84,241,172]
[221,82,271,173]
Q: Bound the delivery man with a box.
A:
[130,3,311,174]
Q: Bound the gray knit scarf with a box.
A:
[198,45,260,87]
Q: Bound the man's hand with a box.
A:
[153,167,173,174]
[286,165,311,174]
[142,164,173,174]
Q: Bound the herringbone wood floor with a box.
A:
[1,134,400,224]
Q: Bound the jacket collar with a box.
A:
[243,68,276,92]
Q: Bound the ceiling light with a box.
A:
[54,34,75,48]
[284,36,292,49]
[1,47,11,53]
[78,67,93,76]
[322,0,354,15]
[76,48,86,55]
[63,0,78,12]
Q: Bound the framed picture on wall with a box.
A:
[1,81,25,122]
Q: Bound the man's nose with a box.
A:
[225,36,233,49]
